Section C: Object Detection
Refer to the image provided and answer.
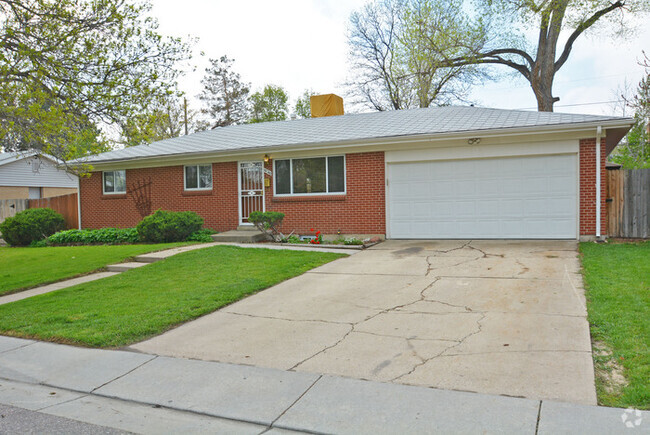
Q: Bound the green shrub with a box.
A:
[187,228,216,243]
[48,228,140,245]
[0,208,66,246]
[136,210,204,243]
[248,211,285,241]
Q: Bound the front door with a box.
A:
[239,161,265,224]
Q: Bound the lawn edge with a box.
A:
[0,242,196,297]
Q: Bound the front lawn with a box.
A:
[0,243,191,296]
[0,246,345,347]
[580,241,650,409]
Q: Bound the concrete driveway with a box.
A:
[131,240,596,405]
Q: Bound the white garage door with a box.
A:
[388,154,577,239]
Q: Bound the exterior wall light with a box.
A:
[263,154,270,163]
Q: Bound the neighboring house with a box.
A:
[0,152,78,200]
[78,104,633,240]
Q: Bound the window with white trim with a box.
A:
[103,170,126,194]
[274,156,345,195]
[184,164,213,190]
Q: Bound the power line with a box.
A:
[478,71,640,93]
[515,99,624,110]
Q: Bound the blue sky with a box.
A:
[150,0,649,117]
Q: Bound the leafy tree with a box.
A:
[198,55,251,128]
[611,53,650,168]
[0,0,191,161]
[119,96,197,146]
[294,90,316,119]
[248,85,289,123]
[452,0,650,111]
[347,0,484,111]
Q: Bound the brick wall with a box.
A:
[80,151,386,235]
[81,143,603,238]
[579,137,607,236]
[80,162,239,231]
[264,152,386,235]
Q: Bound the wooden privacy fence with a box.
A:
[0,199,29,224]
[607,168,650,238]
[28,192,79,230]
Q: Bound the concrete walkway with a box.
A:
[133,240,596,405]
[0,336,645,434]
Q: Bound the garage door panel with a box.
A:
[549,176,573,193]
[388,154,577,239]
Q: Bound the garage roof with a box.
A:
[86,106,631,164]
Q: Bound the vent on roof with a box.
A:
[310,94,344,118]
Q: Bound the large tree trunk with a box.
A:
[530,69,558,112]
[529,1,568,112]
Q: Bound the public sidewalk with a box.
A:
[0,336,646,434]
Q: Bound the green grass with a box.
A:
[580,241,650,409]
[0,246,345,347]
[0,243,190,296]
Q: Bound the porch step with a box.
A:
[236,225,258,231]
[106,262,148,272]
[211,230,267,243]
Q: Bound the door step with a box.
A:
[212,230,267,243]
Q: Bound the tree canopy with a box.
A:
[611,53,650,168]
[346,0,484,111]
[454,0,650,111]
[248,85,289,123]
[119,96,197,147]
[0,0,191,160]
[197,55,250,129]
[294,89,315,119]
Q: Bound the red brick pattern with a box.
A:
[579,138,607,236]
[264,152,386,235]
[80,152,386,235]
[80,162,239,231]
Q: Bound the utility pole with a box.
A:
[184,97,188,136]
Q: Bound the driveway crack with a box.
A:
[390,312,487,382]
[225,311,353,326]
[290,279,441,371]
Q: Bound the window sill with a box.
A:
[101,193,127,199]
[272,195,346,203]
[182,190,213,196]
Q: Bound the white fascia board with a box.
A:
[84,119,634,172]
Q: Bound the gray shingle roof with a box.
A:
[87,106,629,163]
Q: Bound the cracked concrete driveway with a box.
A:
[131,240,597,405]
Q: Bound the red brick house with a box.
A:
[79,105,633,240]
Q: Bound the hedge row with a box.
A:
[0,208,215,247]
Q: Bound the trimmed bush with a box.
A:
[0,208,66,246]
[248,211,285,241]
[136,210,204,243]
[48,228,140,246]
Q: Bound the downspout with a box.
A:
[76,176,82,230]
[596,126,602,239]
